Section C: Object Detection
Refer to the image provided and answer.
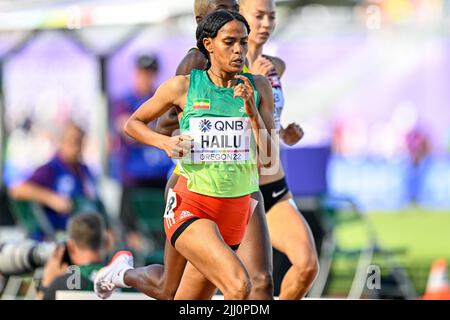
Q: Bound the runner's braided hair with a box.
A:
[196,10,250,70]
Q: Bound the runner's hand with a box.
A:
[247,56,274,77]
[280,123,304,145]
[232,75,258,119]
[162,135,193,159]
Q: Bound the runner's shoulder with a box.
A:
[251,74,272,94]
[163,75,190,98]
[176,48,208,75]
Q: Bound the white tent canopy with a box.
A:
[0,0,194,31]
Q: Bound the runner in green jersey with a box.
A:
[97,10,276,300]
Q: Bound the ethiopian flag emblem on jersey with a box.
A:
[193,98,210,110]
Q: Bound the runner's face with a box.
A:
[206,0,239,16]
[206,20,248,73]
[240,0,276,45]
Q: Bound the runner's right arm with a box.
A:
[124,75,191,159]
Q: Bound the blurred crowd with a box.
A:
[0,54,172,299]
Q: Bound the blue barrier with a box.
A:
[281,146,450,211]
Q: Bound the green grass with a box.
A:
[336,208,450,260]
[326,208,450,296]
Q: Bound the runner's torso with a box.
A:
[178,69,260,197]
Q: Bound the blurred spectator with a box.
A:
[406,126,431,166]
[405,125,431,204]
[36,213,106,300]
[110,54,173,251]
[8,121,106,240]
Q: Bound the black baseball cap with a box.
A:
[135,54,159,71]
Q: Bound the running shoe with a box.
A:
[94,250,134,299]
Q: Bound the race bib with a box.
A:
[188,117,252,163]
[164,188,177,228]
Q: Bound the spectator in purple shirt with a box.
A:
[405,125,431,204]
[9,121,103,239]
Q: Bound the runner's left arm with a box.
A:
[269,57,304,146]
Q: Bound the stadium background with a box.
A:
[0,0,449,299]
